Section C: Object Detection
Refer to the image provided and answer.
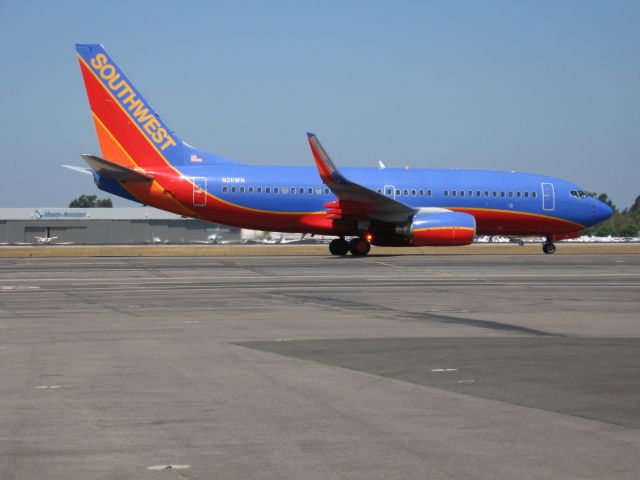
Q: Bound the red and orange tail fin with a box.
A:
[75,43,183,171]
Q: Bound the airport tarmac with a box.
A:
[1,254,639,479]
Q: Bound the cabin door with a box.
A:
[541,182,555,211]
[192,177,207,207]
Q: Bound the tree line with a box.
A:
[582,194,640,237]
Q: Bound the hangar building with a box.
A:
[0,208,240,245]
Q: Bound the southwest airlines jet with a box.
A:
[72,44,613,256]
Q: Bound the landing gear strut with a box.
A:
[542,241,556,254]
[329,238,349,256]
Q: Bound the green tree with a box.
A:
[619,224,638,238]
[95,198,113,208]
[68,195,113,208]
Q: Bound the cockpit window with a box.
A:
[571,190,589,198]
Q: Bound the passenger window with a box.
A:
[222,186,228,193]
[377,188,382,194]
[240,187,246,193]
[509,192,513,198]
[428,190,432,197]
[484,191,489,197]
[419,189,424,196]
[501,192,505,198]
[247,187,253,193]
[403,189,409,196]
[492,191,497,197]
[460,191,465,197]
[265,187,271,193]
[517,192,522,198]
[231,186,237,193]
[281,187,288,194]
[444,190,449,197]
[257,187,262,193]
[274,187,279,194]
[307,187,313,194]
[396,189,401,196]
[452,191,457,197]
[324,188,330,195]
[300,188,305,194]
[524,192,529,198]
[532,192,537,198]
[316,187,322,194]
[386,188,393,195]
[468,191,472,197]
[476,191,481,197]
[291,187,296,194]
[411,189,416,196]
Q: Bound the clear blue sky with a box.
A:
[1,0,638,208]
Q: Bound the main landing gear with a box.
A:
[329,237,371,256]
[542,241,556,255]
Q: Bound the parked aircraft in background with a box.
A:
[70,44,613,256]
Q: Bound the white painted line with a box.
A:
[146,464,191,471]
[431,368,458,372]
[457,380,475,383]
[35,385,62,389]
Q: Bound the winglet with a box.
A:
[306,133,348,185]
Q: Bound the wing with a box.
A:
[306,133,417,223]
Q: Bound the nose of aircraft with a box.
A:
[593,199,614,224]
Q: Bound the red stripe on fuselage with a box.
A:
[452,208,582,235]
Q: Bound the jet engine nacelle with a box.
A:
[409,211,476,246]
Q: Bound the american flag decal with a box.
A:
[190,154,203,163]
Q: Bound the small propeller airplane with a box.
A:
[68,44,613,256]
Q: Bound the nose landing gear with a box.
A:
[329,237,371,256]
[542,241,556,254]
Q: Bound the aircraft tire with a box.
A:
[542,242,556,254]
[348,237,371,256]
[329,238,349,256]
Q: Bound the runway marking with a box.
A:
[35,385,62,389]
[431,368,458,372]
[457,380,475,383]
[4,272,640,283]
[146,464,190,471]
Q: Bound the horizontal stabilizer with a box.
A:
[62,164,93,175]
[81,154,153,183]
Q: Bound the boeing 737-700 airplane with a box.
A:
[70,44,613,256]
